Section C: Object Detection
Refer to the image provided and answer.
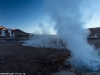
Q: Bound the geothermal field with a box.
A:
[0,42,70,75]
[0,36,100,75]
[1,0,100,75]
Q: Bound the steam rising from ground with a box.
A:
[24,0,100,71]
[24,34,66,49]
[45,0,100,71]
[32,21,56,35]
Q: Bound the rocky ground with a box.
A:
[0,42,70,75]
[0,39,100,75]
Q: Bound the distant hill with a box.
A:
[0,26,29,35]
[89,27,100,38]
[0,26,100,38]
[0,26,30,38]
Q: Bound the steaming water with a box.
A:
[24,0,100,71]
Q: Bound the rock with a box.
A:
[1,57,4,60]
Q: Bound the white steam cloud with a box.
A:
[23,0,100,71]
[24,34,65,49]
[45,0,100,71]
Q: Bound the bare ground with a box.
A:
[0,42,70,75]
[0,39,100,75]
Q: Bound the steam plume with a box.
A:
[23,23,64,49]
[45,0,100,71]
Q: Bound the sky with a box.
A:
[0,0,51,33]
[0,0,100,34]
